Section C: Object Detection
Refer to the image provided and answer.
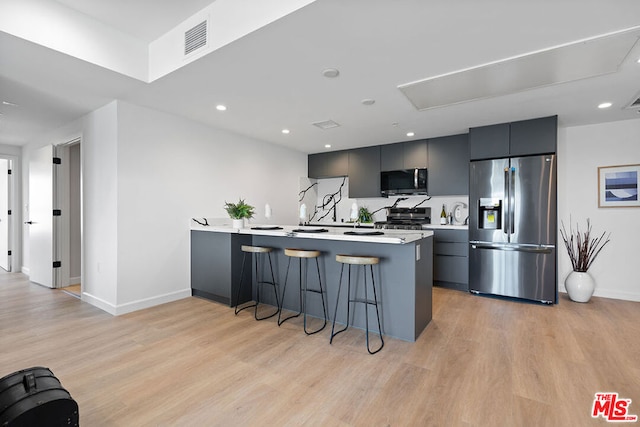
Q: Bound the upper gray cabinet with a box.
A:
[428,133,469,196]
[509,116,557,157]
[380,140,428,171]
[348,146,381,198]
[308,150,349,178]
[470,115,557,160]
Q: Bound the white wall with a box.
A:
[114,101,306,312]
[558,118,640,301]
[20,100,306,314]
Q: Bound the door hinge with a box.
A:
[53,209,62,216]
[7,210,11,215]
[53,261,62,268]
[8,250,11,256]
[53,157,61,165]
[7,169,11,175]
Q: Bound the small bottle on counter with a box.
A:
[440,204,447,225]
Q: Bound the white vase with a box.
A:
[565,271,595,303]
[232,218,244,229]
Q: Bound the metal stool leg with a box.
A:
[303,257,327,335]
[365,264,384,354]
[278,257,302,326]
[254,252,279,321]
[234,251,257,315]
[330,264,351,343]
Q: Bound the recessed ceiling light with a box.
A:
[322,68,340,78]
[598,102,612,109]
[406,132,415,137]
[324,144,331,148]
[361,99,375,106]
[282,129,290,134]
[637,57,640,63]
[2,101,17,106]
[216,104,227,111]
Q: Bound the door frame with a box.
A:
[56,138,83,292]
[0,155,17,272]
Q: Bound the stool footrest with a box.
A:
[349,298,378,305]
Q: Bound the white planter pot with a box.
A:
[565,271,595,303]
[232,218,244,229]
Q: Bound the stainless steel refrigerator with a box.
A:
[469,154,557,303]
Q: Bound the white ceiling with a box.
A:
[2,0,640,153]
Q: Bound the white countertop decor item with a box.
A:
[265,204,272,220]
[299,203,307,224]
[350,202,359,222]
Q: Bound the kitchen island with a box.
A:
[190,221,433,341]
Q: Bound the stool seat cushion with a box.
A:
[284,248,321,258]
[241,245,273,253]
[336,254,380,265]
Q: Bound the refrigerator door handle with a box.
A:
[503,168,510,234]
[470,241,554,254]
[510,167,515,234]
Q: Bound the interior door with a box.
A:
[28,145,56,287]
[0,159,9,271]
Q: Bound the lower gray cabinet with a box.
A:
[432,229,469,291]
[190,230,252,306]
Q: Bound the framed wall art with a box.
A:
[598,164,640,208]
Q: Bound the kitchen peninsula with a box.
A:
[190,221,433,341]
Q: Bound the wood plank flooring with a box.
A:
[1,270,638,426]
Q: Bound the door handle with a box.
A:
[24,221,34,225]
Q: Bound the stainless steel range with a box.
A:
[374,207,431,230]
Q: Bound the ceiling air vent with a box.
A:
[625,91,640,110]
[312,120,341,130]
[185,20,208,56]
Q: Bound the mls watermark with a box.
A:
[592,392,638,422]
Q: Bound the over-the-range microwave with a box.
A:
[380,168,428,197]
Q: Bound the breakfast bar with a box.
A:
[190,221,434,341]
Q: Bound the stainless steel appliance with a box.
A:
[374,207,431,230]
[469,154,557,303]
[381,169,428,197]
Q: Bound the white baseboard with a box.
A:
[82,288,192,316]
[21,266,30,276]
[68,276,81,286]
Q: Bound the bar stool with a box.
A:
[330,254,384,354]
[234,245,280,320]
[277,248,327,335]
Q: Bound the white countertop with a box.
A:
[190,220,432,244]
[423,224,468,230]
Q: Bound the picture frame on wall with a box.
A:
[598,164,640,208]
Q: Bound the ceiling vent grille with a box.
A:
[312,120,341,130]
[185,20,208,56]
[625,91,640,110]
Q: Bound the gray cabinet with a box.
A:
[510,116,557,156]
[380,140,428,171]
[308,150,349,178]
[470,116,557,160]
[190,230,252,306]
[432,229,469,291]
[348,146,381,198]
[428,133,469,196]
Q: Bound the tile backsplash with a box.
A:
[300,177,469,225]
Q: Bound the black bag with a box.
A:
[0,367,78,426]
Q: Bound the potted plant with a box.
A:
[224,198,255,229]
[358,206,373,223]
[560,218,610,302]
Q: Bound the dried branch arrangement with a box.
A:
[560,218,611,272]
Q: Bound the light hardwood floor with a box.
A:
[1,270,638,426]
